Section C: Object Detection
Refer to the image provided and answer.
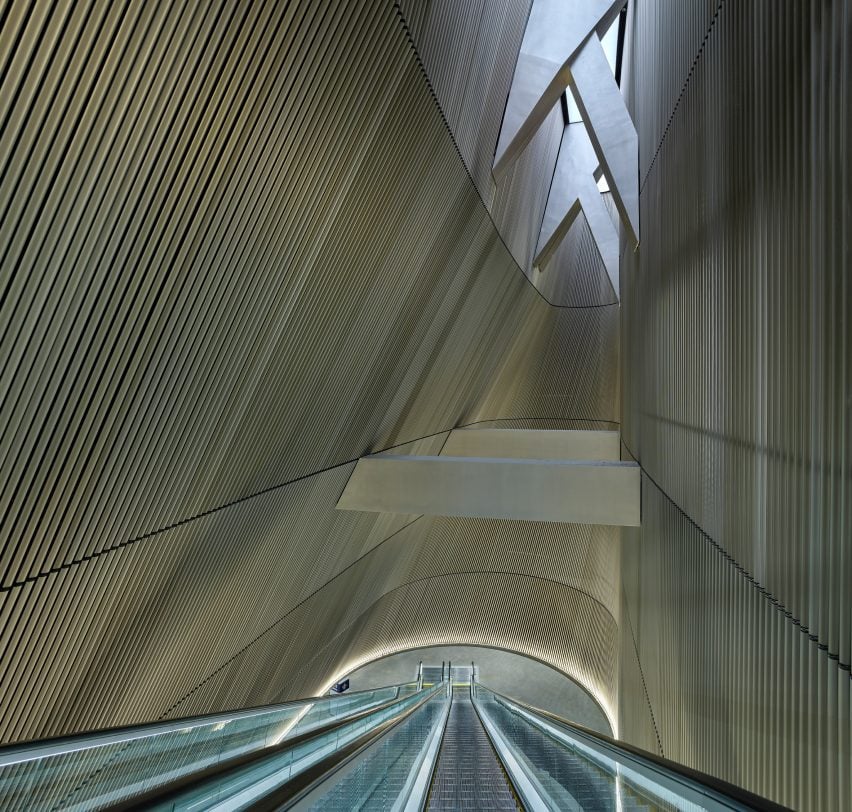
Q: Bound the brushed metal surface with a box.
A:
[0,0,620,751]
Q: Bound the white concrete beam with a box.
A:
[568,35,639,244]
[441,428,621,461]
[534,125,620,296]
[492,0,623,176]
[337,455,640,526]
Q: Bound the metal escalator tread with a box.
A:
[426,693,520,811]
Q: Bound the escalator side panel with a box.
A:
[289,692,449,811]
[480,694,670,812]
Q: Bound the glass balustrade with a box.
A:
[154,683,444,811]
[0,682,416,811]
[474,685,756,811]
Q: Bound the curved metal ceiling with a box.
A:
[0,0,619,744]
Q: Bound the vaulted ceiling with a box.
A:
[0,0,620,742]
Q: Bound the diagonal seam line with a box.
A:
[622,439,851,676]
[154,514,426,719]
[272,569,619,736]
[195,569,619,721]
[393,2,618,310]
[2,416,618,592]
[621,589,664,757]
[57,513,424,808]
[157,515,423,721]
[639,0,726,194]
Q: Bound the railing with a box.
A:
[0,682,417,811]
[269,683,451,812]
[473,684,789,812]
[5,674,789,811]
[155,682,446,811]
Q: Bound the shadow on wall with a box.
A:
[342,644,612,736]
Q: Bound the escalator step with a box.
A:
[427,694,519,811]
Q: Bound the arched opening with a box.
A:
[335,643,612,736]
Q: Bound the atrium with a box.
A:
[0,1,847,810]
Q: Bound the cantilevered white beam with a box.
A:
[492,0,623,176]
[568,35,639,243]
[337,455,640,526]
[441,428,620,460]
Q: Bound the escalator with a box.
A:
[293,687,450,810]
[260,681,785,811]
[474,689,660,811]
[294,686,521,811]
[424,690,519,811]
[0,674,788,811]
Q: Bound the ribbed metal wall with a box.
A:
[7,4,845,807]
[400,0,616,307]
[0,1,621,744]
[531,195,620,307]
[624,0,721,177]
[620,1,850,809]
[398,0,533,204]
[170,513,621,730]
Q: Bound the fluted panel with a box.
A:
[414,517,620,617]
[397,0,532,202]
[620,0,850,808]
[162,516,621,732]
[625,0,722,177]
[623,0,850,676]
[399,0,617,306]
[281,572,618,729]
[617,605,662,757]
[0,464,408,741]
[532,201,619,307]
[622,479,850,811]
[475,291,620,421]
[0,0,619,743]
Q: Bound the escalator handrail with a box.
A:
[105,686,433,811]
[477,685,791,812]
[394,687,451,811]
[246,682,448,811]
[0,682,416,767]
[469,687,548,811]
